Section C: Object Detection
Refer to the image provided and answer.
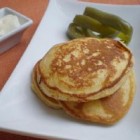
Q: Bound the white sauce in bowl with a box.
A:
[0,14,20,36]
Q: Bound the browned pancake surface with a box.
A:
[38,38,133,101]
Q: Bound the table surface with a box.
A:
[0,0,140,139]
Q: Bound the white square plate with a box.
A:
[0,0,140,140]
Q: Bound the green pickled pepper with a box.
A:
[67,7,133,45]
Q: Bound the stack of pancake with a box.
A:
[31,37,135,125]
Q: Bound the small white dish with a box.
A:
[0,7,33,53]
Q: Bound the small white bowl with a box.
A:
[0,7,33,54]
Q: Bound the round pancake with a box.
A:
[38,38,133,102]
[59,71,135,125]
[31,61,61,109]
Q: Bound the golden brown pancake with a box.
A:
[38,37,133,102]
[59,71,135,125]
[31,61,61,109]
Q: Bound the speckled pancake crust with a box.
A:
[38,38,133,101]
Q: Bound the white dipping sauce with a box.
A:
[0,14,20,36]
